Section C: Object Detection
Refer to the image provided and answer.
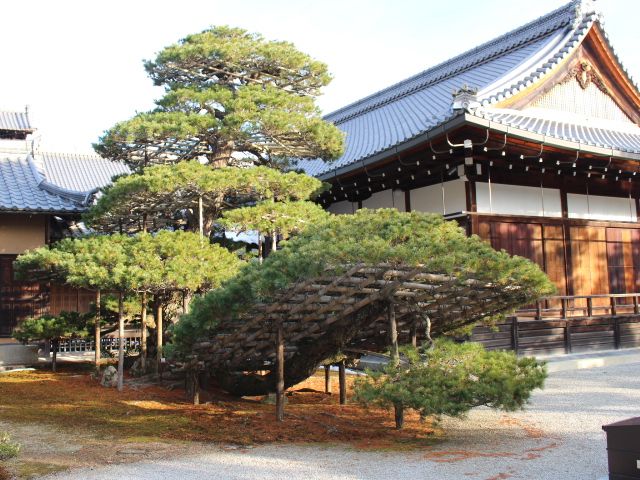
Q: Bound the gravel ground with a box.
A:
[44,361,640,480]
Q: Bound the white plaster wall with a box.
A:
[476,182,562,217]
[410,179,466,215]
[328,200,356,215]
[567,193,637,222]
[361,189,404,210]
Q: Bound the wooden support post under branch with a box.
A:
[338,361,346,405]
[324,365,332,394]
[388,301,403,429]
[275,321,285,422]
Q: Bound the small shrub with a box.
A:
[0,432,20,460]
[354,340,547,429]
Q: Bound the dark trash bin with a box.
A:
[603,417,640,480]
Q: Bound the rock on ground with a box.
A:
[100,366,118,388]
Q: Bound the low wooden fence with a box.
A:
[53,336,141,353]
[472,293,640,356]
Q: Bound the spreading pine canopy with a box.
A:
[95,26,344,169]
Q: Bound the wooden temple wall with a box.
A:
[0,254,94,337]
[476,217,640,310]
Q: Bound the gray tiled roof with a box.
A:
[473,109,640,154]
[299,0,637,178]
[33,152,129,202]
[0,111,33,132]
[0,152,130,213]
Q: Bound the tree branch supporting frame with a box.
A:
[275,321,285,421]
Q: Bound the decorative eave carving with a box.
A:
[562,60,609,94]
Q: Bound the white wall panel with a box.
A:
[361,189,404,210]
[476,182,562,217]
[567,193,636,222]
[410,179,466,215]
[328,200,356,215]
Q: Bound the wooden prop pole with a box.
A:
[339,360,346,405]
[275,321,285,421]
[324,365,332,394]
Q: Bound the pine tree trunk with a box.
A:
[192,369,200,405]
[182,291,191,314]
[140,292,147,372]
[156,298,163,380]
[117,292,125,392]
[394,402,404,429]
[94,289,101,368]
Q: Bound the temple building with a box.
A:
[301,0,640,353]
[0,109,129,338]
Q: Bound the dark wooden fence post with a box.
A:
[275,321,285,422]
[561,298,568,319]
[634,296,640,315]
[565,319,572,354]
[610,297,618,317]
[511,317,519,353]
[587,297,594,317]
[614,317,621,350]
[535,301,542,320]
[338,361,346,405]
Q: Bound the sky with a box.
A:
[1,0,638,153]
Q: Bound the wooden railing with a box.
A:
[518,293,640,320]
[472,293,640,355]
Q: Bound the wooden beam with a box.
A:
[275,321,285,422]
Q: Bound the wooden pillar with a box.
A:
[324,365,332,394]
[338,360,346,405]
[275,321,285,421]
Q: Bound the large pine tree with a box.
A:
[95,26,344,170]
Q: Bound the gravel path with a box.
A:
[44,361,640,480]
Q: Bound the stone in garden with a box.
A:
[100,366,118,388]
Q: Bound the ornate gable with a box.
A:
[497,26,640,126]
[525,62,632,123]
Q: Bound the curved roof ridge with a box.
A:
[326,0,581,125]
